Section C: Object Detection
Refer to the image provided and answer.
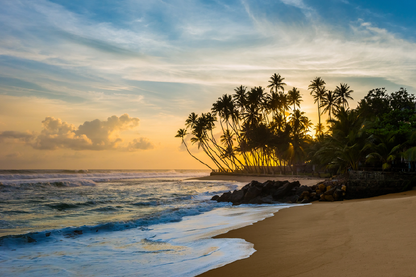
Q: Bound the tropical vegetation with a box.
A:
[176,74,416,175]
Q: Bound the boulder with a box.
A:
[229,190,245,203]
[248,196,264,204]
[244,186,262,202]
[260,195,275,204]
[273,181,300,200]
[318,183,326,192]
[211,195,219,201]
[218,191,232,202]
[324,188,336,195]
[296,185,311,196]
[324,195,335,202]
[333,189,343,201]
[287,195,299,203]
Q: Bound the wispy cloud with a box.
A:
[1,0,416,138]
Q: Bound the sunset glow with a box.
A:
[1,0,416,169]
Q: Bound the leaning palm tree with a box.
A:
[334,83,354,109]
[175,128,213,170]
[287,87,302,111]
[320,90,339,121]
[308,77,326,126]
[267,73,286,94]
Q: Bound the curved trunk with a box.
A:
[182,139,213,170]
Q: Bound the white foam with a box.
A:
[0,203,297,277]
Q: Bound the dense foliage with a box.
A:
[176,74,416,174]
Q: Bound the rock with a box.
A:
[273,181,299,200]
[324,195,335,202]
[318,183,326,192]
[300,198,310,203]
[260,195,274,204]
[333,189,343,201]
[287,195,299,203]
[229,190,245,203]
[296,185,311,196]
[299,191,310,202]
[211,195,219,201]
[218,191,232,202]
[244,186,262,202]
[324,188,336,195]
[248,196,263,204]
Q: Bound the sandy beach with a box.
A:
[197,174,416,277]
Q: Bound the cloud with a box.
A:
[2,0,416,125]
[1,114,153,151]
[0,131,35,142]
[127,138,154,151]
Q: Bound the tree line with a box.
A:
[176,73,416,175]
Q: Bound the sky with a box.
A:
[1,0,416,169]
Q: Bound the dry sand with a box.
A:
[196,174,416,277]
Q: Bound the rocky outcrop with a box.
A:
[211,179,348,205]
[211,174,415,205]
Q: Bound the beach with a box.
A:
[198,174,416,277]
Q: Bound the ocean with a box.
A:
[0,170,294,276]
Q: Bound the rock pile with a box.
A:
[211,180,347,205]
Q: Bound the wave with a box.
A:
[0,170,210,187]
[0,201,227,248]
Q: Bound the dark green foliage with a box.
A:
[312,87,416,173]
[177,74,416,174]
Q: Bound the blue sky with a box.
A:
[1,0,416,169]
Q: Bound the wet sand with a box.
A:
[196,174,416,277]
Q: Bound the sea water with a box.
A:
[0,170,293,276]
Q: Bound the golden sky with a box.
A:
[1,0,416,169]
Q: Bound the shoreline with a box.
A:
[191,174,325,187]
[193,174,416,276]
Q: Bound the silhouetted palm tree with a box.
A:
[267,73,286,94]
[175,128,213,170]
[288,87,302,111]
[334,83,354,109]
[314,123,325,137]
[320,90,339,121]
[308,77,326,126]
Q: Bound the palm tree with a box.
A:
[308,77,326,126]
[320,90,339,121]
[289,110,312,165]
[185,112,198,129]
[334,83,354,109]
[314,123,325,137]
[175,128,213,170]
[287,87,302,111]
[279,93,290,121]
[363,132,401,171]
[233,85,248,111]
[267,73,286,94]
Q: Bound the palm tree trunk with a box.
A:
[182,139,213,170]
